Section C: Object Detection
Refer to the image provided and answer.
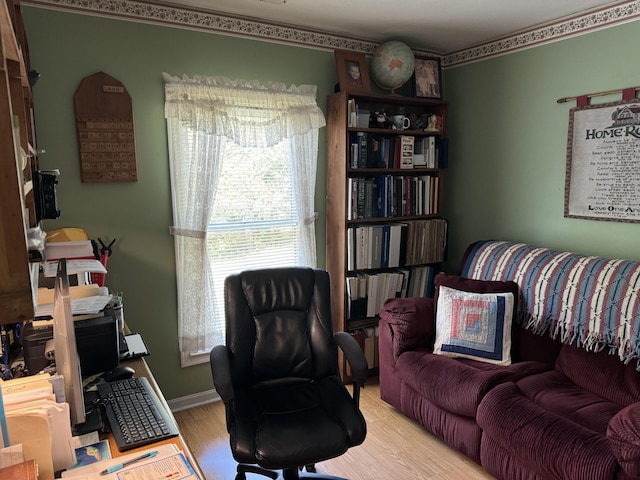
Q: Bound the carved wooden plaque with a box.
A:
[74,71,138,182]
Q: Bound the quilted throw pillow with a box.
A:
[434,285,514,365]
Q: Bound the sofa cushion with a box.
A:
[395,350,550,417]
[379,296,435,358]
[556,343,640,406]
[607,403,640,478]
[434,286,514,365]
[515,370,623,434]
[478,381,621,480]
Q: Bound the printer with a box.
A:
[22,306,119,377]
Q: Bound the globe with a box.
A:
[370,41,415,93]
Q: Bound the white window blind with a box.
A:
[207,142,300,331]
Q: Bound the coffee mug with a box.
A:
[392,115,410,129]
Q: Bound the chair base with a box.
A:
[236,464,347,480]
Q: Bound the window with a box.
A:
[207,142,300,341]
[164,74,325,366]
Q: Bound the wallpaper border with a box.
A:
[22,0,640,67]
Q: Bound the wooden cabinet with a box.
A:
[0,0,38,323]
[326,90,448,380]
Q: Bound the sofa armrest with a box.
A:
[607,402,640,477]
[378,296,435,360]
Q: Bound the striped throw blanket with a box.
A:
[462,240,640,366]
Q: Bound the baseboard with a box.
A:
[167,388,221,412]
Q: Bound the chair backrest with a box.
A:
[224,267,338,388]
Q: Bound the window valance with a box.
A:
[163,73,326,147]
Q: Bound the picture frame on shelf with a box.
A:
[414,56,442,99]
[334,49,371,94]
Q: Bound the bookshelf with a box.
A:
[326,90,448,381]
[0,0,39,323]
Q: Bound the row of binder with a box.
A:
[346,265,438,319]
[347,219,447,271]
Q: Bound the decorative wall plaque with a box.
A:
[565,98,640,223]
[74,71,138,182]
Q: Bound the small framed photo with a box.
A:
[334,49,370,94]
[414,56,442,99]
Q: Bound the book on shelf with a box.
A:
[347,227,355,271]
[369,226,383,269]
[350,178,358,220]
[356,178,366,219]
[364,178,375,218]
[399,135,414,169]
[354,226,369,270]
[388,223,407,268]
[358,132,368,168]
[350,140,358,169]
[380,224,390,268]
[413,137,427,167]
[426,136,436,168]
[365,273,379,317]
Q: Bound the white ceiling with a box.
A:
[140,0,624,53]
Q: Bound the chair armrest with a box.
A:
[335,332,368,393]
[607,402,640,477]
[379,296,436,360]
[210,345,234,404]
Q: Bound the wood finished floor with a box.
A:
[173,379,495,480]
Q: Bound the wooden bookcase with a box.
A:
[326,90,448,381]
[0,0,38,323]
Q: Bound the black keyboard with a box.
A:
[98,377,179,451]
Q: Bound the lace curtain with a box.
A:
[163,73,326,366]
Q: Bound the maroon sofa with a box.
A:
[378,240,640,480]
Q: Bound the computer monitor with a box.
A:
[53,258,86,426]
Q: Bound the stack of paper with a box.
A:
[0,375,76,480]
[35,278,112,318]
[44,241,94,261]
[42,259,107,279]
[42,239,107,294]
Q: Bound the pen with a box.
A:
[100,450,157,475]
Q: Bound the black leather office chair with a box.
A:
[210,267,368,480]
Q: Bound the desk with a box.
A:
[103,356,204,478]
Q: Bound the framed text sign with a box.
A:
[565,98,640,223]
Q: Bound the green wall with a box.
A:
[22,5,640,401]
[443,21,640,269]
[22,6,336,400]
